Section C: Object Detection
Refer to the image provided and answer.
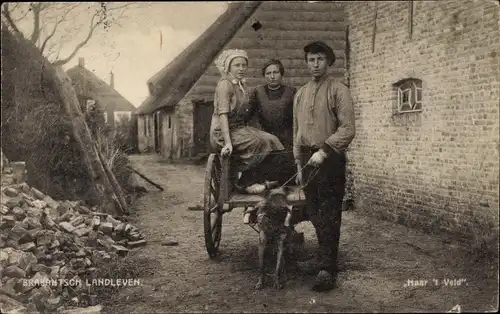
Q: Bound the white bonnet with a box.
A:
[214,49,248,75]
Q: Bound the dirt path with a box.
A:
[104,154,498,313]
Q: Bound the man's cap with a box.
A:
[303,40,335,66]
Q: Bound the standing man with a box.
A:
[292,41,356,292]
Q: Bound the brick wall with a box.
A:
[345,0,499,246]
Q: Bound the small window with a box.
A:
[168,115,172,129]
[114,111,132,125]
[103,112,107,123]
[394,78,423,113]
[86,99,96,112]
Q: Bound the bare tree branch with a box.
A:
[52,14,101,66]
[8,3,19,12]
[1,3,22,36]
[102,3,137,13]
[55,43,62,61]
[9,3,30,22]
[4,3,145,66]
[110,8,128,27]
[50,3,141,65]
[44,41,59,61]
[46,39,64,63]
[39,4,79,54]
[38,2,51,11]
[40,17,59,53]
[13,9,30,22]
[43,3,79,21]
[29,3,42,43]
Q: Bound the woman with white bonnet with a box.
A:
[209,49,284,194]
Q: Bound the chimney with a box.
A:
[110,71,115,88]
[78,57,85,68]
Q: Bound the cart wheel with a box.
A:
[204,153,223,258]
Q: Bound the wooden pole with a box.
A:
[95,145,129,214]
[128,166,164,191]
[52,66,125,216]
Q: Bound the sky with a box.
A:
[12,2,229,107]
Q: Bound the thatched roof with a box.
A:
[1,28,97,203]
[137,1,347,115]
[137,1,262,115]
[67,64,136,112]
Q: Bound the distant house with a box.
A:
[67,58,137,130]
[136,1,347,157]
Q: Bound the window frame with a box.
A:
[86,99,96,111]
[394,78,423,114]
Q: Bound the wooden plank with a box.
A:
[250,21,346,32]
[228,37,346,50]
[96,145,129,214]
[128,166,164,191]
[228,186,306,208]
[254,11,345,22]
[258,1,344,12]
[229,66,347,79]
[236,30,346,41]
[243,48,345,60]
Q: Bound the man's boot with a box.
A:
[312,270,337,292]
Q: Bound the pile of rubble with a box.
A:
[1,164,146,313]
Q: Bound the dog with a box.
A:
[253,186,294,290]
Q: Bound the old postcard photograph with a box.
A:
[1,1,498,313]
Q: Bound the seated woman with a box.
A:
[209,49,285,194]
[247,59,297,186]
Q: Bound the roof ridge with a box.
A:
[138,1,262,114]
[66,66,137,110]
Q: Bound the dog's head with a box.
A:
[257,187,290,214]
[256,186,293,229]
[263,186,292,210]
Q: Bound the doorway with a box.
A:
[193,100,213,155]
[154,111,162,153]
